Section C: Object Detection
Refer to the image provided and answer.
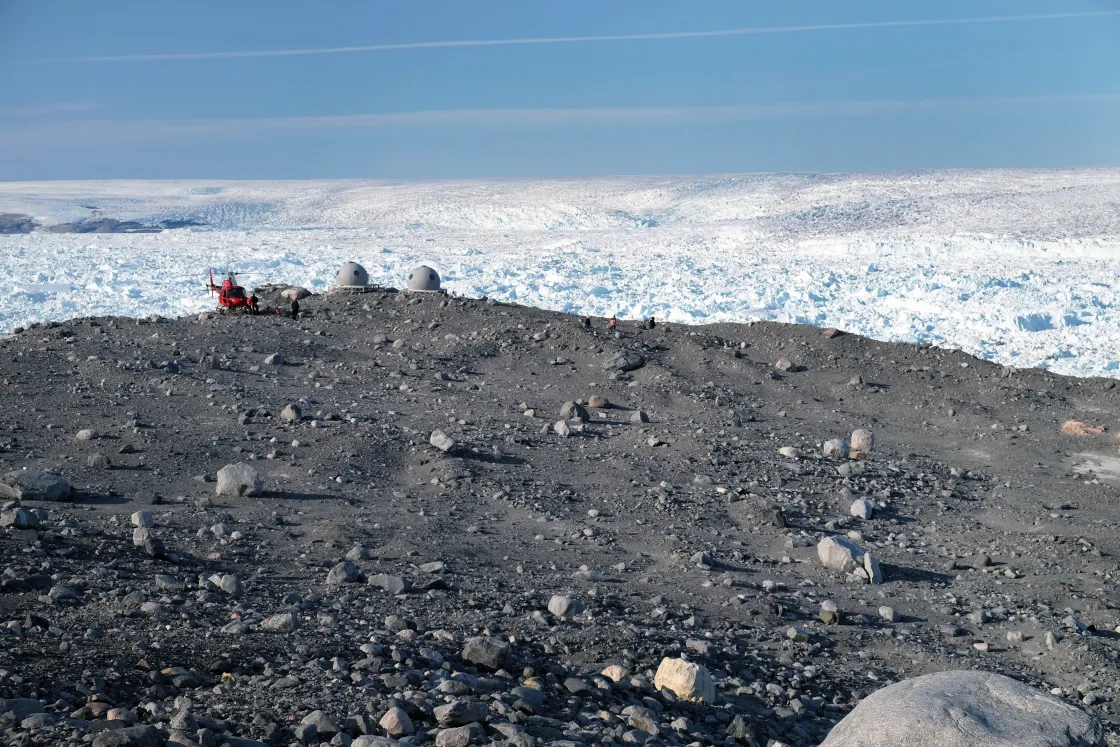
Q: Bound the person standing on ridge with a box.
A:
[609,315,617,330]
[290,298,300,320]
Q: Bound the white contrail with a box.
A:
[21,10,1120,64]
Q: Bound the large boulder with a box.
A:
[823,438,849,459]
[850,499,874,520]
[0,508,39,529]
[281,286,311,300]
[216,463,263,497]
[368,573,409,595]
[820,670,1104,747]
[434,701,488,727]
[603,350,644,372]
[851,429,875,453]
[91,725,162,747]
[430,430,458,453]
[0,471,72,501]
[260,612,298,632]
[818,535,864,574]
[547,595,585,618]
[460,636,510,670]
[326,561,362,587]
[653,657,715,703]
[0,699,44,721]
[353,737,403,747]
[559,401,589,421]
[353,738,403,747]
[379,707,414,736]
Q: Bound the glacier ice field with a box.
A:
[3,169,1120,378]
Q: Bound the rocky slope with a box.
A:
[1,288,1119,747]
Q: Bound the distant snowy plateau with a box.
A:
[3,170,1120,378]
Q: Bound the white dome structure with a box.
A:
[406,265,442,293]
[336,262,369,288]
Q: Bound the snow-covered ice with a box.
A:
[3,170,1120,377]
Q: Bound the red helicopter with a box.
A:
[207,269,254,312]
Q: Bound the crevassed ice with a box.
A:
[1,171,1120,379]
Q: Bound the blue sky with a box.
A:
[1,0,1119,179]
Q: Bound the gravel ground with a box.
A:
[2,287,1120,747]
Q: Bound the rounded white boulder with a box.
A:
[820,670,1104,747]
[851,429,875,453]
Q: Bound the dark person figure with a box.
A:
[249,293,259,315]
[648,316,656,329]
[583,317,592,328]
[609,315,617,329]
[290,298,300,320]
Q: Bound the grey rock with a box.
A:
[87,453,112,469]
[281,286,311,300]
[224,737,269,747]
[0,698,44,721]
[654,657,716,703]
[215,462,263,497]
[379,707,414,736]
[21,712,57,729]
[327,561,362,586]
[818,535,865,574]
[383,614,413,631]
[352,737,403,747]
[823,438,849,459]
[91,725,162,747]
[430,429,458,453]
[461,636,511,670]
[345,545,371,561]
[301,710,339,737]
[352,738,402,747]
[0,507,39,529]
[260,612,298,631]
[850,499,874,520]
[280,403,302,422]
[0,471,72,501]
[510,686,546,708]
[851,428,875,453]
[434,700,488,727]
[820,670,1104,747]
[368,573,409,594]
[219,574,242,596]
[864,551,884,584]
[132,526,154,548]
[559,401,589,421]
[434,725,478,747]
[547,594,585,618]
[603,350,644,371]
